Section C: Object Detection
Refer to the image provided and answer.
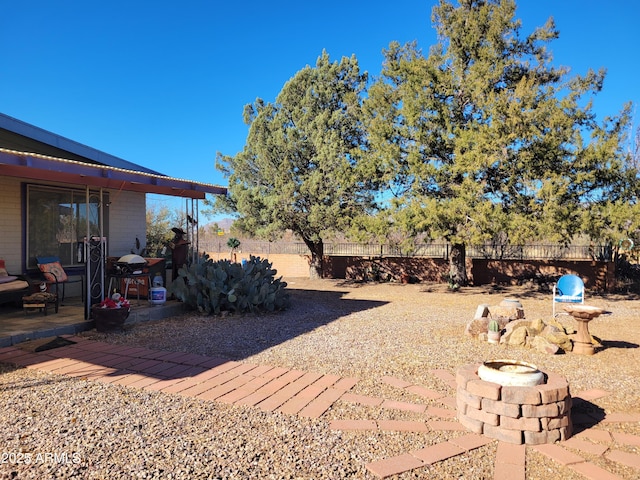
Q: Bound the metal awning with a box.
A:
[0,148,226,199]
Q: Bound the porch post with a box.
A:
[84,186,91,319]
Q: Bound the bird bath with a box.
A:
[562,305,608,355]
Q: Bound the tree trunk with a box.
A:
[303,238,324,279]
[449,243,468,287]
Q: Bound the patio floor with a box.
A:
[0,296,187,347]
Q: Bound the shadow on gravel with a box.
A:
[599,339,639,350]
[0,362,75,392]
[1,288,388,384]
[186,287,388,360]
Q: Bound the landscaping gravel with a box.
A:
[1,278,639,479]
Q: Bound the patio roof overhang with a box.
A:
[0,148,226,199]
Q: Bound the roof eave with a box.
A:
[0,148,226,199]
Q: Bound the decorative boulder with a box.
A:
[531,335,560,355]
[490,306,524,320]
[541,325,573,352]
[505,325,530,347]
[465,317,490,337]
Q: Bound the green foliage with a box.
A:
[227,237,241,250]
[146,204,181,258]
[488,319,500,333]
[170,254,290,315]
[226,237,241,260]
[364,0,634,285]
[209,51,375,278]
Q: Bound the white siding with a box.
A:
[107,190,147,257]
[0,176,23,271]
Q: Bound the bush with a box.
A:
[170,254,290,315]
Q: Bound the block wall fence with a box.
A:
[203,251,615,291]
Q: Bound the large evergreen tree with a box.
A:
[364,0,632,286]
[212,51,373,278]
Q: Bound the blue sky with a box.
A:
[1,0,638,212]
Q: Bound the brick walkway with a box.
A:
[1,336,639,479]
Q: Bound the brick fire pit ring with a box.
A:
[456,362,572,445]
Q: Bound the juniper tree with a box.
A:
[213,51,374,278]
[364,0,632,286]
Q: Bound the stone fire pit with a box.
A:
[456,361,572,445]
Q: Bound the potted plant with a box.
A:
[487,319,501,344]
[92,293,130,332]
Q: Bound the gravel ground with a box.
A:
[1,278,639,479]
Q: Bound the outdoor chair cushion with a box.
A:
[0,279,30,293]
[0,259,30,298]
[553,275,584,302]
[0,259,9,277]
[38,261,69,283]
[0,275,19,284]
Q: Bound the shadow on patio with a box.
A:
[0,296,188,348]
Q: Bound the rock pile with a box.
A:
[501,318,573,354]
[465,299,576,354]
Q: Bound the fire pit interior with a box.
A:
[477,359,544,387]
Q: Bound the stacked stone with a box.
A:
[456,363,572,445]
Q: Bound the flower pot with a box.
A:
[92,306,130,332]
[487,330,501,344]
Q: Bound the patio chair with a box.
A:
[36,256,84,304]
[552,274,584,317]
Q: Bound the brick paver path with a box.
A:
[1,336,639,479]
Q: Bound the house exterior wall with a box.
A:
[0,176,23,272]
[0,175,146,273]
[105,190,146,257]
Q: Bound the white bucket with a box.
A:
[149,286,167,305]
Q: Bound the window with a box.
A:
[26,185,108,268]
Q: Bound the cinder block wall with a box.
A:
[471,259,615,291]
[205,251,311,278]
[200,252,614,291]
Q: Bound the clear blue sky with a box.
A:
[1,1,638,207]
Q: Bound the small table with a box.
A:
[106,272,151,304]
[23,292,58,316]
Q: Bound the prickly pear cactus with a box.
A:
[170,254,290,315]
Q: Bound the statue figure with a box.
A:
[169,227,190,280]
